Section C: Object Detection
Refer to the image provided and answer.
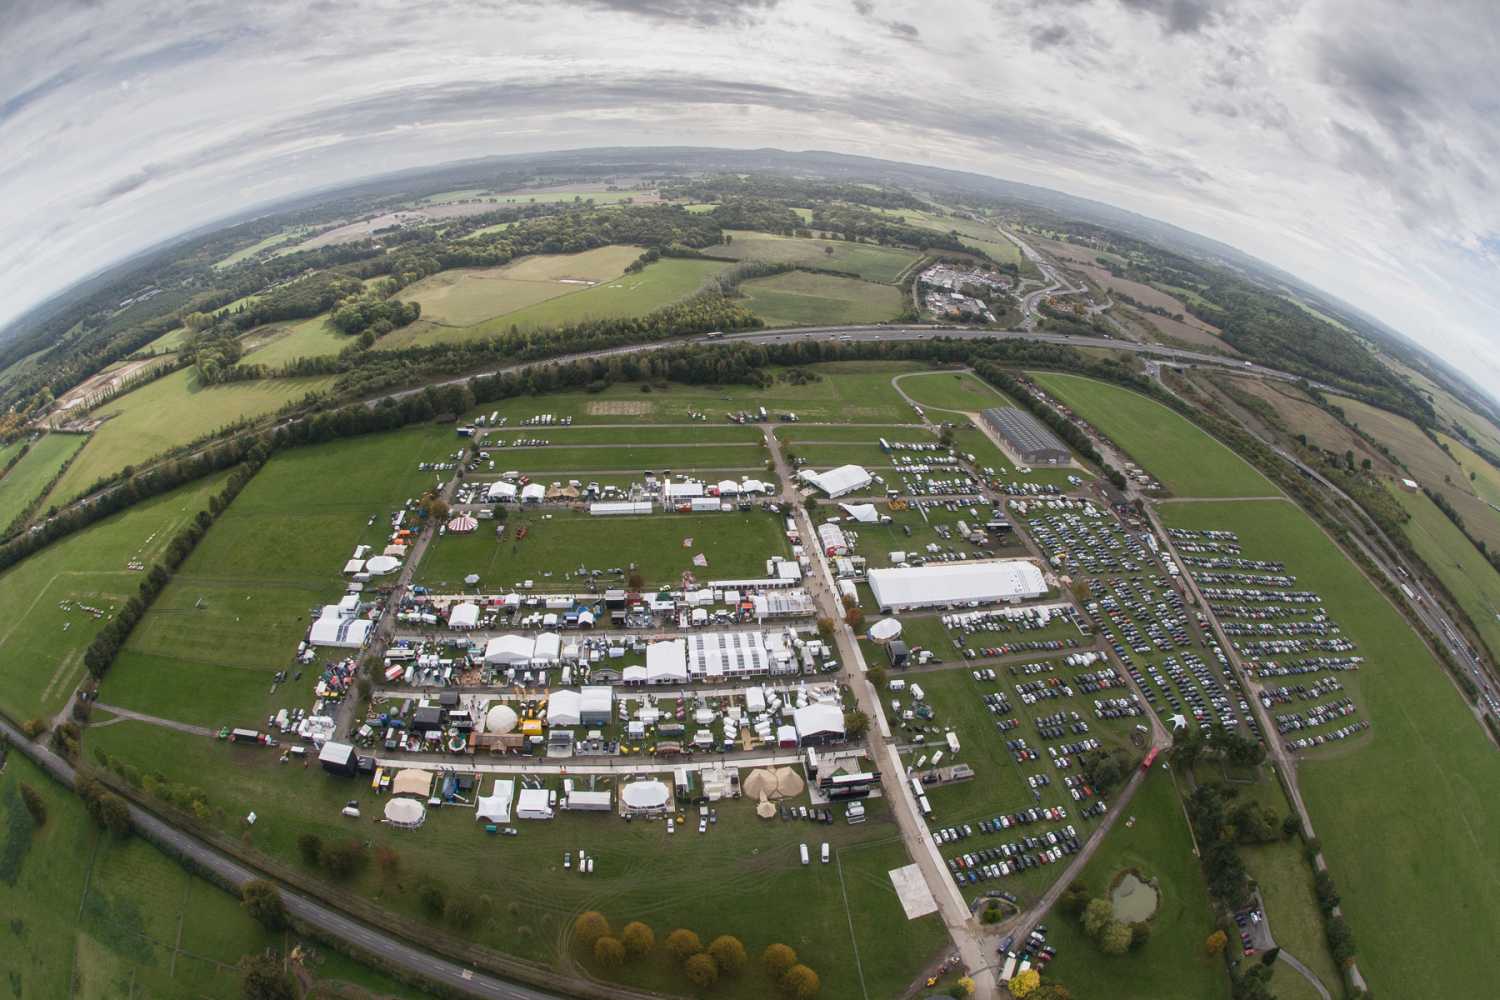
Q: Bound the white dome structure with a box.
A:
[621,779,671,814]
[366,555,400,575]
[485,704,518,735]
[383,798,426,828]
[868,618,903,643]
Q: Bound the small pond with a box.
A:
[1110,872,1159,922]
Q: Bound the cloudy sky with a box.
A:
[2,0,1497,388]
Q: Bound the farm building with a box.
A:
[798,464,872,498]
[868,559,1047,611]
[981,407,1071,465]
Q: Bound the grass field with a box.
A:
[1040,770,1229,1000]
[0,753,419,999]
[84,720,945,1000]
[401,246,643,327]
[738,270,907,327]
[1390,482,1500,663]
[490,442,769,474]
[100,426,456,727]
[1162,499,1500,1000]
[415,510,790,591]
[1438,431,1500,508]
[0,473,229,722]
[894,370,1010,413]
[0,432,85,528]
[715,231,920,284]
[213,225,315,269]
[240,314,351,367]
[1032,373,1275,498]
[1225,378,1392,473]
[46,369,336,506]
[463,360,932,425]
[499,425,766,445]
[382,257,725,348]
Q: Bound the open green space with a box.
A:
[1032,373,1276,498]
[738,270,906,327]
[716,231,920,283]
[490,189,647,205]
[415,509,790,590]
[214,225,316,269]
[241,313,351,366]
[1438,431,1500,508]
[1390,482,1500,663]
[47,369,336,506]
[494,442,768,474]
[84,720,944,1000]
[0,432,85,528]
[401,246,644,327]
[100,426,456,727]
[1041,770,1229,1000]
[0,473,229,722]
[774,424,929,445]
[382,256,726,348]
[1163,499,1500,1000]
[494,424,765,445]
[894,370,1011,413]
[462,361,931,425]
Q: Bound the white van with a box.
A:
[799,843,810,865]
[820,843,830,864]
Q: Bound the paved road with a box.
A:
[0,715,574,1000]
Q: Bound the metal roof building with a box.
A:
[981,407,1071,465]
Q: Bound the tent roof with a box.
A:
[794,702,845,738]
[622,780,670,809]
[384,798,426,825]
[485,704,518,734]
[867,559,1046,608]
[391,769,432,798]
[476,778,515,822]
[449,603,480,628]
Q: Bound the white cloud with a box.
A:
[0,0,1496,391]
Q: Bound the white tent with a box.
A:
[547,690,582,727]
[868,560,1047,610]
[839,502,880,523]
[485,704,519,734]
[868,618,903,643]
[580,686,613,723]
[309,617,372,648]
[740,479,769,494]
[516,787,554,820]
[520,483,545,503]
[622,664,648,684]
[365,555,400,575]
[487,480,518,502]
[621,779,671,814]
[383,798,426,828]
[717,479,741,495]
[342,558,365,574]
[794,702,846,744]
[646,639,689,683]
[448,603,480,629]
[533,632,562,663]
[476,779,515,823]
[798,464,871,498]
[484,635,534,665]
[391,769,432,798]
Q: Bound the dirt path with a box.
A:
[92,703,214,737]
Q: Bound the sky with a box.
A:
[1,0,1497,389]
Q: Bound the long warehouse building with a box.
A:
[981,407,1071,465]
[868,560,1048,611]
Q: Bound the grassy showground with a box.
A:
[716,231,921,283]
[1040,770,1229,1000]
[84,721,946,1000]
[382,257,726,348]
[774,424,931,445]
[47,369,336,505]
[462,360,930,425]
[0,473,229,722]
[894,370,1011,412]
[499,425,766,445]
[493,442,769,474]
[738,271,907,327]
[100,426,456,727]
[1032,373,1275,498]
[1390,482,1500,663]
[402,246,643,327]
[0,432,85,528]
[1162,500,1500,1000]
[414,509,791,590]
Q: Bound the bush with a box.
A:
[665,928,702,962]
[573,911,611,949]
[18,784,46,827]
[780,963,821,998]
[419,883,446,917]
[684,952,718,988]
[707,934,747,976]
[239,952,296,1000]
[297,832,323,865]
[621,921,655,957]
[241,880,287,930]
[1082,898,1113,938]
[318,840,363,879]
[1009,969,1040,997]
[593,936,625,967]
[20,718,45,739]
[1099,920,1132,955]
[1129,921,1151,950]
[763,943,798,978]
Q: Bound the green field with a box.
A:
[0,473,229,722]
[1391,482,1500,663]
[382,257,725,348]
[490,189,648,205]
[1162,499,1500,1000]
[490,441,768,474]
[738,270,906,327]
[213,225,315,269]
[894,370,1011,413]
[100,427,456,727]
[415,509,790,590]
[84,720,945,1000]
[401,246,644,327]
[1041,771,1229,1000]
[716,231,920,284]
[0,432,85,528]
[497,425,766,445]
[240,314,351,367]
[46,369,336,506]
[1033,373,1275,498]
[1438,431,1500,508]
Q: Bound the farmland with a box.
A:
[1390,482,1500,663]
[240,313,350,366]
[45,369,336,506]
[414,510,791,591]
[0,431,85,528]
[1032,373,1275,498]
[738,271,906,327]
[1162,499,1500,1000]
[401,246,644,326]
[0,473,229,722]
[715,231,921,283]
